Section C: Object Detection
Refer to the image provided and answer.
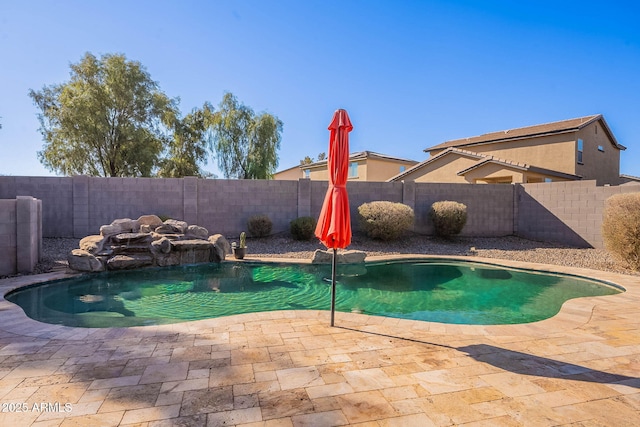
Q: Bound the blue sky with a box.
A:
[1,0,639,178]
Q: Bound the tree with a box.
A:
[210,92,282,179]
[300,152,326,165]
[157,103,214,178]
[29,52,178,177]
[300,156,314,165]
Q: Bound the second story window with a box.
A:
[304,169,310,178]
[399,165,406,173]
[577,139,584,164]
[349,162,358,178]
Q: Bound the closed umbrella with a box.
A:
[315,109,353,326]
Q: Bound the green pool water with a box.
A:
[5,260,622,328]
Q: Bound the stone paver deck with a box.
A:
[0,255,638,426]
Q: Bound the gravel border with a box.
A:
[11,233,637,278]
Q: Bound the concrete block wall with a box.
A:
[0,177,73,237]
[2,175,638,249]
[0,197,41,276]
[86,177,185,235]
[518,180,640,248]
[198,179,299,239]
[414,183,514,236]
[0,200,17,276]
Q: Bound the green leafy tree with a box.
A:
[299,152,326,165]
[210,92,282,179]
[29,52,178,177]
[158,103,214,178]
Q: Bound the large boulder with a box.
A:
[311,249,367,264]
[111,232,154,245]
[107,254,153,270]
[79,235,107,255]
[150,236,172,254]
[164,219,188,234]
[137,214,163,229]
[100,218,139,236]
[170,240,212,264]
[155,224,183,234]
[67,249,105,272]
[209,234,230,261]
[185,225,209,240]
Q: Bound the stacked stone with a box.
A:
[67,215,230,272]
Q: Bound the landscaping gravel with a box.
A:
[24,233,638,278]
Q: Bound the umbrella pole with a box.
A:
[330,248,337,327]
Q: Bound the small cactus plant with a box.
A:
[239,231,246,248]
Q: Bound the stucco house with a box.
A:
[273,151,418,182]
[389,115,626,185]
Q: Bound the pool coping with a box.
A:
[0,254,637,341]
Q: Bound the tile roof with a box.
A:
[425,114,625,152]
[387,147,581,182]
[301,151,417,169]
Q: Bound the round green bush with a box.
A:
[247,214,272,238]
[602,193,640,270]
[290,216,317,240]
[430,201,467,237]
[358,201,414,240]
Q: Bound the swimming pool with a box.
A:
[5,259,622,328]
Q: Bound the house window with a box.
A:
[598,145,604,152]
[544,178,552,183]
[399,165,406,173]
[577,139,584,163]
[304,169,310,178]
[349,162,358,178]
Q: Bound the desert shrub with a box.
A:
[290,216,317,240]
[602,193,640,270]
[358,201,414,240]
[430,201,467,237]
[247,214,272,237]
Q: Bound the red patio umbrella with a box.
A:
[315,109,353,326]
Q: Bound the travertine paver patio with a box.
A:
[0,256,638,426]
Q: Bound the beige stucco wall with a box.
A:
[464,163,524,184]
[308,167,329,180]
[274,167,303,180]
[575,122,621,185]
[365,158,416,181]
[300,158,415,182]
[449,134,577,175]
[407,155,479,183]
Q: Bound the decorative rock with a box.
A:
[151,232,181,241]
[170,240,212,264]
[67,249,105,272]
[209,234,230,261]
[170,239,212,251]
[156,252,181,267]
[79,235,107,254]
[164,219,188,233]
[186,225,209,240]
[137,214,163,229]
[100,218,139,236]
[311,249,367,264]
[69,215,228,272]
[155,224,183,234]
[111,232,154,245]
[107,254,153,270]
[151,237,172,254]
